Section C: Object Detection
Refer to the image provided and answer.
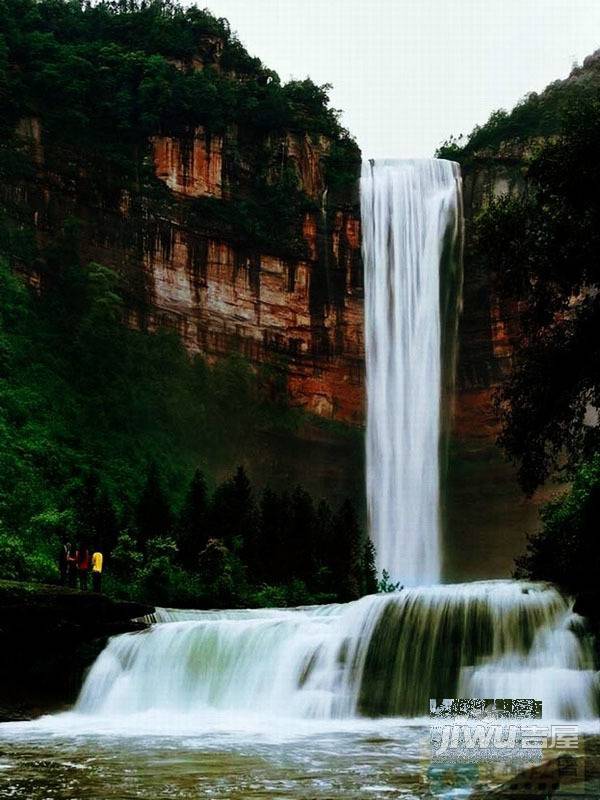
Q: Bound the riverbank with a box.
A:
[0,580,153,721]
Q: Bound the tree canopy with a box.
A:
[0,0,360,260]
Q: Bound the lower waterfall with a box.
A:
[76,582,598,722]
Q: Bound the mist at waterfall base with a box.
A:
[0,160,598,798]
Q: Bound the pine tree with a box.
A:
[73,471,100,540]
[288,486,318,587]
[176,468,208,568]
[362,537,378,595]
[94,488,120,554]
[208,466,258,559]
[135,462,172,549]
[73,472,119,552]
[330,499,363,602]
[313,499,334,590]
[198,538,234,605]
[257,487,291,583]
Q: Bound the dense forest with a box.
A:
[0,0,372,607]
[444,57,600,602]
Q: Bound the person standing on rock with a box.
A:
[76,543,90,591]
[91,546,103,593]
[58,541,71,585]
[67,544,77,588]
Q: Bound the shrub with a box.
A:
[0,529,57,582]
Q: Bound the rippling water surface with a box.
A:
[0,715,554,800]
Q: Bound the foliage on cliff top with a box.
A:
[0,0,357,152]
[437,51,600,163]
[0,0,359,260]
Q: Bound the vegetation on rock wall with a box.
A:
[471,101,600,496]
[445,56,600,598]
[0,0,372,605]
[514,456,599,598]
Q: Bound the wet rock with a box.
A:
[0,580,154,720]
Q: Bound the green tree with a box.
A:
[136,462,172,549]
[176,468,208,567]
[313,498,334,591]
[471,102,600,493]
[362,538,378,595]
[256,487,291,584]
[330,499,363,602]
[109,531,143,580]
[514,456,600,595]
[136,535,191,606]
[208,466,257,554]
[93,489,121,555]
[71,471,119,552]
[288,486,317,586]
[197,537,235,604]
[378,569,401,594]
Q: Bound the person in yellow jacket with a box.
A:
[91,547,103,593]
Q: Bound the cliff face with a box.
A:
[446,50,600,441]
[458,148,528,395]
[10,120,364,427]
[446,147,548,582]
[13,112,524,434]
[142,137,364,421]
[6,26,529,439]
[0,2,372,512]
[6,0,574,581]
[8,108,534,576]
[152,128,224,198]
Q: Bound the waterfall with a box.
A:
[65,160,597,733]
[361,159,462,584]
[75,582,598,722]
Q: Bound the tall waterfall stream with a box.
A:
[362,159,462,584]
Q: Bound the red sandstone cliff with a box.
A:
[10,113,364,425]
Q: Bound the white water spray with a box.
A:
[361,159,462,584]
[75,582,597,723]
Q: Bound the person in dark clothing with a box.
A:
[76,544,90,591]
[67,544,77,588]
[58,541,71,585]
